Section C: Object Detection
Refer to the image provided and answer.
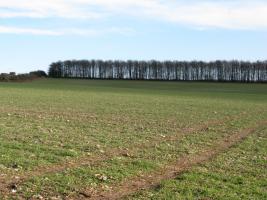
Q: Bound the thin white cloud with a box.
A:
[0,0,104,19]
[0,26,61,35]
[0,25,135,36]
[0,0,267,30]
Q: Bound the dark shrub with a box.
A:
[29,70,47,77]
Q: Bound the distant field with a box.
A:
[0,79,266,199]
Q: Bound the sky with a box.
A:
[0,0,267,73]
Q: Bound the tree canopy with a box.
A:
[48,60,267,82]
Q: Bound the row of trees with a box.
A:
[0,71,47,82]
[48,60,267,82]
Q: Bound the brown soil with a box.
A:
[0,77,43,83]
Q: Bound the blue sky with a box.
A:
[0,0,267,73]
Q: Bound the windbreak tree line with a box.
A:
[48,60,267,82]
[0,70,47,82]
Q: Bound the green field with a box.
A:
[0,79,266,199]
